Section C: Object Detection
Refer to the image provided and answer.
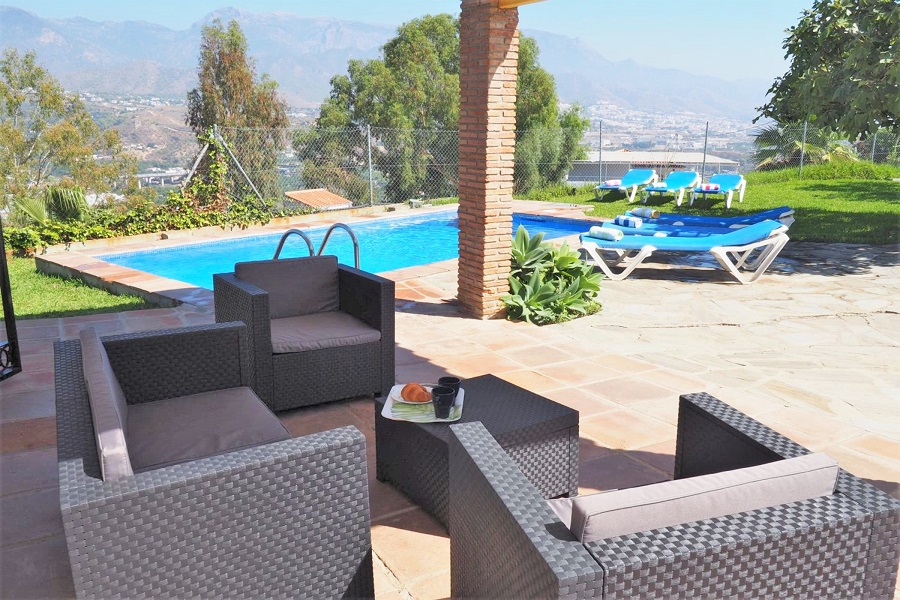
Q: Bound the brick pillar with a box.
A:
[457,0,518,319]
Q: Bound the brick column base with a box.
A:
[457,0,518,319]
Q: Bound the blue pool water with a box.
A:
[100,210,591,289]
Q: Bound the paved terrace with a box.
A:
[1,205,898,598]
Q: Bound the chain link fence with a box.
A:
[150,122,898,208]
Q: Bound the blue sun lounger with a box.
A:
[690,173,747,209]
[594,169,657,202]
[580,219,789,284]
[641,171,701,206]
[625,206,795,229]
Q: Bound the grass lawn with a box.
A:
[515,173,900,245]
[2,257,153,320]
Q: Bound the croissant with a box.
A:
[401,382,431,403]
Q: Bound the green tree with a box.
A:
[757,0,899,137]
[186,19,288,199]
[296,14,588,203]
[0,49,134,216]
[514,37,589,193]
[752,122,858,169]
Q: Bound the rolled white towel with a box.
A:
[699,183,721,191]
[602,179,622,187]
[588,226,624,241]
[630,207,660,219]
[614,215,643,228]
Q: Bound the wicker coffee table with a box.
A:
[375,374,579,527]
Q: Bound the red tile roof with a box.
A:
[284,189,353,211]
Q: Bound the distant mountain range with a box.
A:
[0,6,769,118]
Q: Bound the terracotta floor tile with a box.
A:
[579,436,615,464]
[371,509,449,585]
[578,452,669,495]
[844,434,900,462]
[20,352,54,374]
[278,402,367,439]
[0,418,56,453]
[0,487,64,545]
[0,536,75,599]
[580,376,677,406]
[631,439,678,477]
[581,410,675,450]
[439,353,524,379]
[395,362,455,385]
[631,397,681,426]
[497,345,574,369]
[0,448,58,496]
[407,570,451,600]
[494,370,563,394]
[0,390,56,423]
[541,387,619,419]
[536,359,621,387]
[0,371,55,395]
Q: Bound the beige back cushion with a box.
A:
[234,255,339,319]
[556,452,838,543]
[80,328,133,481]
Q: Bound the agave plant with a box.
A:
[503,226,602,325]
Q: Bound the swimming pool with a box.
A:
[100,210,592,289]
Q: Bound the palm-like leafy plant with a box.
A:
[753,123,858,169]
[11,185,89,225]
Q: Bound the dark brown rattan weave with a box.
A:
[448,392,900,599]
[213,261,395,412]
[55,323,374,599]
[376,374,579,527]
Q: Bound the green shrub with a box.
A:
[746,161,900,184]
[502,225,601,325]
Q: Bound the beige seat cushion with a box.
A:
[270,310,381,353]
[234,256,339,319]
[548,452,838,543]
[80,328,133,481]
[127,387,291,473]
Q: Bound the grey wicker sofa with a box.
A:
[55,322,374,599]
[448,392,900,599]
[213,255,395,412]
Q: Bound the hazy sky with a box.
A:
[8,0,813,81]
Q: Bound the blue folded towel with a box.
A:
[614,215,643,228]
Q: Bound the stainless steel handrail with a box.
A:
[272,229,315,259]
[318,223,360,269]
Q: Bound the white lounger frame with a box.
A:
[690,178,747,209]
[642,173,701,207]
[595,174,658,203]
[581,227,790,284]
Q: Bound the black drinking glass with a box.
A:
[438,376,461,398]
[431,386,456,419]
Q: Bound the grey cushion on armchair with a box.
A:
[449,394,900,600]
[214,254,396,412]
[56,323,374,599]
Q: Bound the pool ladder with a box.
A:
[272,223,360,269]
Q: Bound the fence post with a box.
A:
[799,119,808,177]
[367,125,374,206]
[700,121,709,181]
[871,132,878,162]
[598,121,603,183]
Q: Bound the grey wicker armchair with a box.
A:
[448,392,900,600]
[213,255,395,412]
[56,322,374,599]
